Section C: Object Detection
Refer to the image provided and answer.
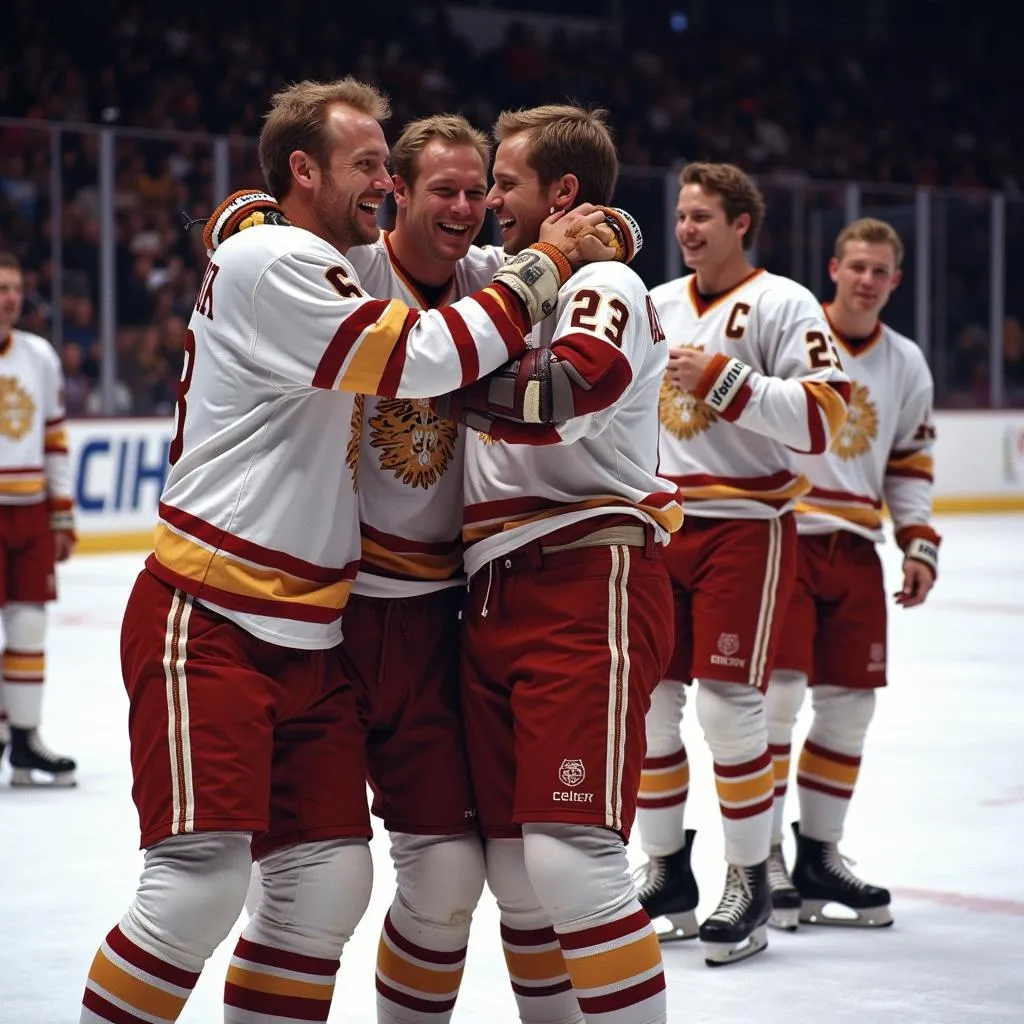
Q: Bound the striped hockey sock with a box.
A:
[501,914,581,1022]
[223,936,338,1022]
[556,904,666,1024]
[80,925,201,1022]
[375,907,467,1021]
[714,749,775,864]
[636,745,689,856]
[768,741,792,842]
[797,739,862,841]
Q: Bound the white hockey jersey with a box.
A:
[149,223,531,649]
[344,233,503,598]
[793,307,936,543]
[462,261,683,578]
[651,269,850,519]
[0,329,72,516]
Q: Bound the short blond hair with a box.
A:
[259,77,391,199]
[834,217,905,269]
[679,162,766,251]
[494,104,618,205]
[391,114,491,187]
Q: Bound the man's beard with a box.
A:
[317,181,379,251]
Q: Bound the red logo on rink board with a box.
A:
[717,633,740,657]
[558,759,586,787]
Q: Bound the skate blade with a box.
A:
[653,910,699,942]
[702,925,768,966]
[769,906,800,932]
[10,767,77,788]
[799,899,893,928]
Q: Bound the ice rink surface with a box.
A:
[2,514,1022,1023]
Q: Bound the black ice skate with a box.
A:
[632,829,700,941]
[9,727,77,787]
[791,822,892,927]
[767,841,801,931]
[699,860,771,966]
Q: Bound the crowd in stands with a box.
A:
[1,0,1020,410]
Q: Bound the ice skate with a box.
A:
[699,860,770,966]
[791,822,892,927]
[633,829,700,941]
[767,841,801,931]
[8,727,77,787]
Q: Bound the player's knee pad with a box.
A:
[809,685,876,754]
[485,837,541,917]
[2,602,46,650]
[251,838,373,959]
[695,678,766,763]
[645,679,688,756]
[123,832,253,968]
[521,824,633,929]
[390,832,485,928]
[764,670,808,743]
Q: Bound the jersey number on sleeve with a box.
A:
[326,266,363,298]
[805,330,843,371]
[169,329,197,466]
[569,289,630,346]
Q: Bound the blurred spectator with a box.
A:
[61,341,92,417]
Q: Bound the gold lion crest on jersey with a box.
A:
[659,376,718,441]
[0,376,35,440]
[370,398,457,489]
[831,382,878,460]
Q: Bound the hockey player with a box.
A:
[339,114,509,1024]
[764,217,939,928]
[437,104,681,1024]
[0,251,77,787]
[79,79,620,1024]
[632,162,850,965]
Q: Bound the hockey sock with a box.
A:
[636,680,689,857]
[524,825,666,1024]
[487,838,581,1023]
[376,833,484,1023]
[696,680,774,865]
[225,838,372,1022]
[798,686,876,843]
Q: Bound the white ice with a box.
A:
[2,514,1022,1023]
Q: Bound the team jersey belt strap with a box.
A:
[540,524,648,554]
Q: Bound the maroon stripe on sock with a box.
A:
[715,750,772,778]
[375,978,458,1014]
[577,969,666,1014]
[383,910,466,965]
[557,908,649,951]
[803,739,861,767]
[797,775,853,800]
[637,792,688,809]
[224,982,330,1021]
[500,922,557,946]
[82,988,151,1023]
[233,936,339,976]
[768,743,791,757]
[721,795,774,820]
[105,926,200,989]
[510,978,574,997]
[643,749,688,770]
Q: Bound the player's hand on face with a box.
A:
[667,346,714,393]
[894,559,934,608]
[539,204,616,264]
